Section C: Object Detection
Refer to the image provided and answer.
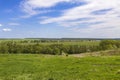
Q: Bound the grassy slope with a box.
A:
[0,54,120,80]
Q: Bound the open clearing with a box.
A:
[0,54,120,80]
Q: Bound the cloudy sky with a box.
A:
[0,0,120,38]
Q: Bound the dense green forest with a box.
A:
[0,39,120,54]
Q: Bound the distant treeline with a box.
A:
[0,40,120,54]
[1,38,120,40]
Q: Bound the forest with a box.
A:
[0,39,120,55]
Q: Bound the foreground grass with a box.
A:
[0,54,120,80]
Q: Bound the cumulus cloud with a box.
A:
[8,23,20,26]
[2,28,12,32]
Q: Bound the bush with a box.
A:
[99,40,119,50]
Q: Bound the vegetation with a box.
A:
[99,40,120,50]
[0,54,120,80]
[0,39,120,55]
[0,39,120,80]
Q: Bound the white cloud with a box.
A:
[20,0,81,17]
[8,23,20,26]
[40,0,120,24]
[2,28,12,32]
[39,0,120,37]
[0,24,2,27]
[20,0,120,37]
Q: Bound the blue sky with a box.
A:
[0,0,120,38]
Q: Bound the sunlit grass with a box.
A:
[0,54,120,80]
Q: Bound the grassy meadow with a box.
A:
[0,39,120,80]
[0,54,120,80]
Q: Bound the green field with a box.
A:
[0,54,120,80]
[0,39,99,46]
